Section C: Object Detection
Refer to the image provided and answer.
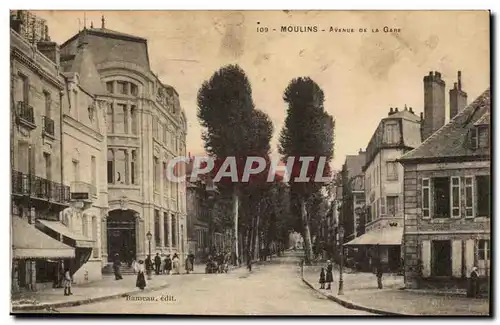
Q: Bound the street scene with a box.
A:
[10,10,490,316]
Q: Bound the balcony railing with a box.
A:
[11,170,71,204]
[42,116,55,136]
[16,101,34,125]
[70,181,97,200]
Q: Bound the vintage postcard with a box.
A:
[10,10,490,316]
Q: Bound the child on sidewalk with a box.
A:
[319,268,325,289]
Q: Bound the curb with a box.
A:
[11,283,170,312]
[302,278,413,316]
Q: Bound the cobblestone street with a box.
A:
[54,254,373,315]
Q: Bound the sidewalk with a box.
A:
[11,274,170,312]
[302,265,490,316]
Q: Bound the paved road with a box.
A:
[56,254,373,315]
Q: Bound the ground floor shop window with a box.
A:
[477,239,490,276]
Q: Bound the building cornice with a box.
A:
[63,114,104,142]
[11,47,64,90]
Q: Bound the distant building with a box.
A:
[339,150,366,243]
[345,104,422,272]
[399,87,490,291]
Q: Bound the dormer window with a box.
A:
[470,126,489,149]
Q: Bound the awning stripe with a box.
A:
[12,217,75,259]
[345,227,403,246]
[37,219,94,248]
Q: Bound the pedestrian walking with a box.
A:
[373,257,383,289]
[188,252,195,273]
[185,255,193,274]
[145,255,153,278]
[136,260,147,290]
[467,266,480,298]
[154,253,162,275]
[131,259,138,275]
[325,260,334,290]
[319,267,326,289]
[172,253,180,274]
[63,268,73,296]
[113,254,123,280]
[164,255,172,275]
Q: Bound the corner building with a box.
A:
[59,21,188,266]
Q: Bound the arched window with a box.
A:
[107,149,114,184]
[130,83,138,97]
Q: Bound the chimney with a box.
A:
[409,107,414,114]
[389,107,394,115]
[359,148,363,154]
[10,10,24,34]
[422,70,446,141]
[36,26,60,66]
[449,71,468,120]
[101,15,105,29]
[404,104,408,111]
[394,107,399,113]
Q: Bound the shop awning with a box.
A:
[345,227,403,246]
[37,219,94,248]
[12,217,75,259]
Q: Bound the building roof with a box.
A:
[384,108,420,123]
[67,33,107,96]
[474,111,490,126]
[85,27,147,41]
[344,152,366,180]
[399,88,490,162]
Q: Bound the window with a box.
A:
[107,150,114,184]
[43,91,51,118]
[117,81,127,95]
[131,150,137,185]
[431,240,451,276]
[478,239,490,261]
[115,104,126,134]
[387,196,398,216]
[171,214,177,247]
[433,177,450,218]
[92,216,98,258]
[19,73,29,103]
[72,160,80,182]
[163,212,169,247]
[476,175,490,216]
[115,150,126,184]
[451,176,461,218]
[106,81,114,94]
[380,197,385,216]
[154,156,159,191]
[422,178,430,218]
[131,83,138,97]
[478,126,489,148]
[130,106,137,135]
[154,210,161,246]
[44,152,51,181]
[107,104,114,133]
[386,161,398,181]
[355,195,365,205]
[384,122,399,144]
[91,156,96,187]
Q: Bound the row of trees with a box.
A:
[196,65,335,265]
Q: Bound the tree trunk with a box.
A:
[245,225,252,266]
[300,198,313,265]
[232,188,240,266]
[254,213,260,261]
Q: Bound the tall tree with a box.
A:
[197,65,273,265]
[279,77,335,265]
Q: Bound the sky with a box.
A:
[34,10,490,170]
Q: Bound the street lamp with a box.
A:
[146,230,152,280]
[338,225,345,295]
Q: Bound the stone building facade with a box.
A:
[399,88,490,290]
[59,20,188,266]
[345,105,422,272]
[10,13,75,291]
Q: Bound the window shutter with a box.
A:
[465,239,475,276]
[452,240,462,277]
[464,176,474,218]
[450,176,461,218]
[421,178,431,219]
[422,240,431,277]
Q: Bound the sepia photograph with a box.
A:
[9,9,491,316]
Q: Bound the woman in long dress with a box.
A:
[172,253,180,275]
[136,260,147,290]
